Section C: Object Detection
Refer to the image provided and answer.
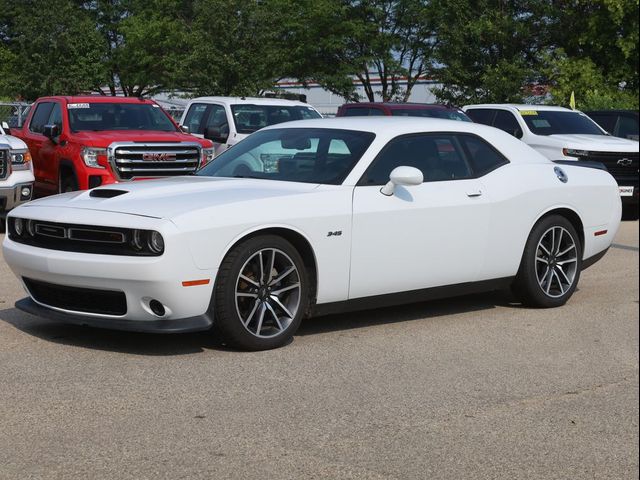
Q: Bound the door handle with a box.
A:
[466,190,483,198]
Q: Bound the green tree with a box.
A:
[0,0,106,100]
[430,0,549,105]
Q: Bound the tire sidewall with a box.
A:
[214,235,309,351]
[518,215,583,308]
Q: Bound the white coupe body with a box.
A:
[3,117,622,349]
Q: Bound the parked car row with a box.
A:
[2,94,638,222]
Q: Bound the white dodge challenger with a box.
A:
[3,118,622,350]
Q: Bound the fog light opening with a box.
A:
[149,299,166,317]
[20,186,32,200]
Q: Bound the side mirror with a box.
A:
[514,127,524,139]
[179,125,190,133]
[381,166,423,196]
[43,124,60,142]
[1,121,9,131]
[204,126,229,144]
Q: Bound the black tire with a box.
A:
[213,235,309,351]
[512,215,582,308]
[60,173,78,193]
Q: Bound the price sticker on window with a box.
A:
[519,110,538,116]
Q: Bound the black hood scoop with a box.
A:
[89,189,129,199]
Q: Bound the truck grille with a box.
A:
[24,278,127,316]
[0,149,8,180]
[584,151,639,179]
[109,142,201,180]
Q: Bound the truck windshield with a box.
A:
[521,111,606,136]
[230,105,321,134]
[391,109,472,122]
[67,103,177,132]
[198,128,375,185]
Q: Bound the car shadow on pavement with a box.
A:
[0,306,228,356]
[1,290,520,355]
[297,289,519,335]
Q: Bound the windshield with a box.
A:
[198,128,375,185]
[230,105,321,134]
[67,103,177,132]
[521,110,605,136]
[391,108,472,122]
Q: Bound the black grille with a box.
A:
[24,278,127,316]
[584,151,639,179]
[8,219,162,256]
[111,143,201,180]
[0,149,8,180]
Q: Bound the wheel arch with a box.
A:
[220,226,319,314]
[58,159,78,189]
[531,207,585,253]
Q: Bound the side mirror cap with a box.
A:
[179,125,190,133]
[514,127,524,139]
[43,124,60,141]
[381,166,423,196]
[1,121,9,131]
[204,126,229,144]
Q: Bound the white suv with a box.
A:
[179,97,322,157]
[463,104,639,211]
[1,122,34,228]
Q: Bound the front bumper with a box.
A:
[0,181,34,214]
[16,297,212,333]
[3,208,217,332]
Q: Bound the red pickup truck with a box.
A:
[13,96,214,196]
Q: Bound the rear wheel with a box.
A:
[512,215,582,308]
[213,235,309,351]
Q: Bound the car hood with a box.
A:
[0,134,28,150]
[22,176,321,219]
[547,134,640,151]
[70,130,211,148]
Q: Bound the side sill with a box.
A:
[313,277,514,317]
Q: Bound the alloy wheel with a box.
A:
[535,226,578,298]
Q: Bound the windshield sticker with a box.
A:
[152,104,160,108]
[531,119,551,128]
[520,110,538,116]
[67,103,90,109]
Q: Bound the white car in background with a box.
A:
[3,118,621,350]
[179,96,322,157]
[463,104,639,212]
[1,122,34,229]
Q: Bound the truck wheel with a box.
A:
[60,174,78,193]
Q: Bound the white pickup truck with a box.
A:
[179,97,322,157]
[463,104,639,215]
[1,122,35,229]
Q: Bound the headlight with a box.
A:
[562,148,589,158]
[81,147,107,169]
[130,229,164,255]
[148,231,165,254]
[202,147,215,166]
[10,150,32,171]
[13,218,24,236]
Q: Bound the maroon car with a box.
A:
[336,102,472,122]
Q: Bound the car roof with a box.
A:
[342,102,457,110]
[464,104,574,112]
[188,96,312,107]
[37,96,157,104]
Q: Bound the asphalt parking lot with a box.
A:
[0,221,638,480]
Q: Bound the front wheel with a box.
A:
[512,215,582,308]
[213,235,309,351]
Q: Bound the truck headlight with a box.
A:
[81,147,107,169]
[202,147,215,166]
[562,148,589,158]
[10,150,32,171]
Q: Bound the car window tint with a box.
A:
[47,103,63,130]
[29,102,54,134]
[204,104,229,133]
[459,134,509,176]
[493,110,521,136]
[465,109,496,126]
[183,103,210,134]
[343,107,384,117]
[360,133,472,185]
[616,115,639,140]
